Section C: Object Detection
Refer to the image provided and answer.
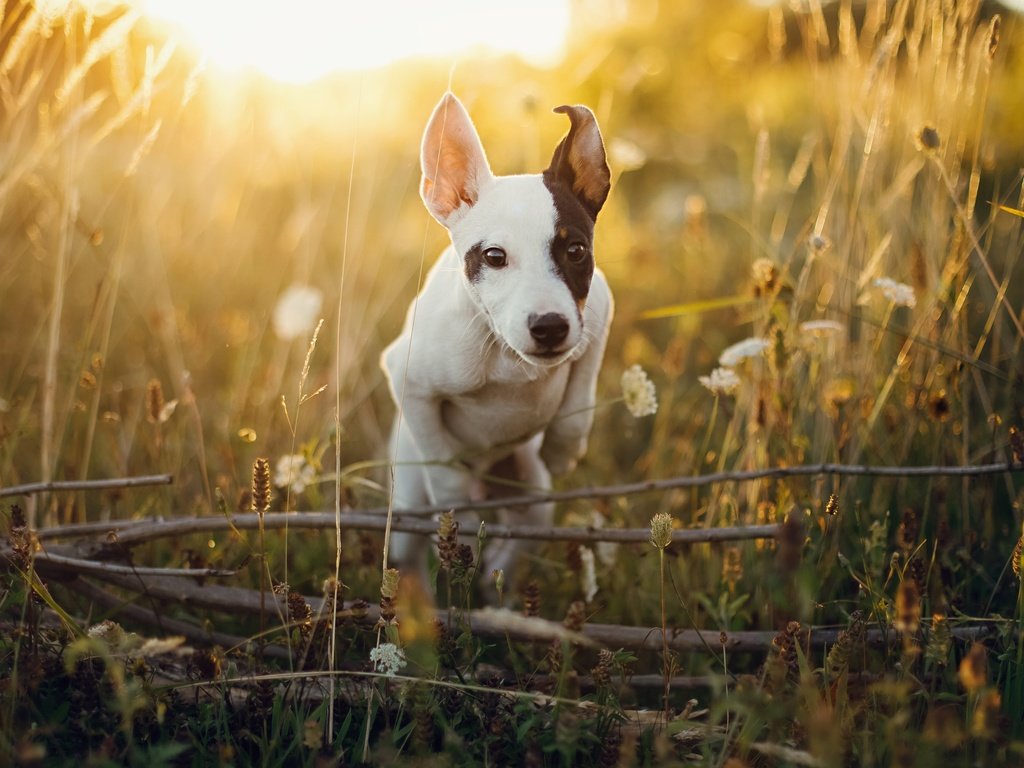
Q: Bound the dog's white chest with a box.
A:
[441,364,571,453]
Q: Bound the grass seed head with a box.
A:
[251,458,271,512]
[958,643,988,692]
[894,579,921,634]
[146,378,165,424]
[915,124,941,153]
[649,512,674,550]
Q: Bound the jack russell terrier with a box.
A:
[381,92,613,577]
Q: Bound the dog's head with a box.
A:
[420,92,611,367]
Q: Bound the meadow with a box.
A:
[2,0,1024,764]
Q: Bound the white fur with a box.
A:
[380,94,613,577]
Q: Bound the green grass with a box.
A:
[2,0,1024,764]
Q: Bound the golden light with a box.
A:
[139,0,572,82]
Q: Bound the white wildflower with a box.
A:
[699,366,741,395]
[718,337,769,366]
[369,642,407,677]
[621,365,658,418]
[799,320,845,336]
[274,454,316,494]
[580,546,598,603]
[272,284,323,341]
[873,277,916,308]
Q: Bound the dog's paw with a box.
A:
[540,439,582,477]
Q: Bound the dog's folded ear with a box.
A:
[546,105,611,220]
[420,92,494,227]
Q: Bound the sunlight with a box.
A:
[139,0,571,82]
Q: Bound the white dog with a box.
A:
[381,92,613,576]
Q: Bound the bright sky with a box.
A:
[140,0,572,82]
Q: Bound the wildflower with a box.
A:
[698,366,740,395]
[579,545,598,603]
[799,319,844,336]
[274,454,316,494]
[1011,535,1022,580]
[620,364,658,417]
[272,283,323,341]
[873,277,917,308]
[369,642,407,677]
[649,512,674,550]
[718,337,769,366]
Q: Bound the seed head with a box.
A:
[958,643,988,693]
[894,579,921,634]
[251,458,272,512]
[915,125,941,153]
[649,512,674,550]
[146,378,165,424]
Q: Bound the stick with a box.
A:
[0,473,174,499]
[28,549,235,579]
[60,570,997,653]
[57,512,779,549]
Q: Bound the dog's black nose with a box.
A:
[528,312,570,348]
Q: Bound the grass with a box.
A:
[2,0,1024,764]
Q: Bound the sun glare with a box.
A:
[139,0,571,82]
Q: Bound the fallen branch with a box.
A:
[63,571,998,653]
[51,512,779,550]
[30,549,235,579]
[380,460,1020,516]
[0,473,174,499]
[27,463,1021,538]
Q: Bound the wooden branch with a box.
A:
[62,570,997,654]
[29,549,234,579]
[56,512,779,550]
[0,473,174,499]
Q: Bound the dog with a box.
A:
[380,92,613,578]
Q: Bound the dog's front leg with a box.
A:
[540,275,613,476]
[396,394,473,505]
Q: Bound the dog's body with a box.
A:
[381,93,613,575]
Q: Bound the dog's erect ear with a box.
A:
[546,105,611,219]
[420,92,493,226]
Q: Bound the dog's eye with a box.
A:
[483,247,507,268]
[566,242,589,263]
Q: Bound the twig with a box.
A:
[0,473,174,499]
[27,549,235,579]
[57,512,780,549]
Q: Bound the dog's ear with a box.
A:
[420,92,493,226]
[546,105,611,219]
